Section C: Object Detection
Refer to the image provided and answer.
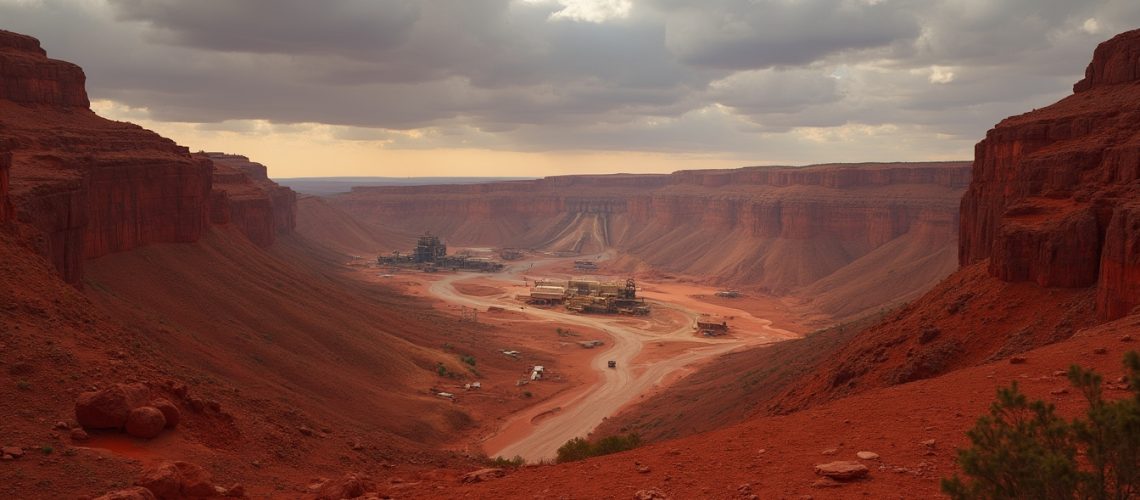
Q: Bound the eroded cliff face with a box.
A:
[0,31,294,282]
[0,30,88,107]
[197,152,297,247]
[960,28,1140,320]
[335,162,969,316]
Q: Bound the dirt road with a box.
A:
[426,258,792,462]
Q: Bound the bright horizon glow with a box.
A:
[19,1,1138,178]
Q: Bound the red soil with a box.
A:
[295,195,414,256]
[407,313,1140,499]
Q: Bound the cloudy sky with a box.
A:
[4,0,1139,178]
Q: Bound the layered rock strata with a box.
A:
[961,28,1140,320]
[335,162,970,298]
[197,152,297,247]
[0,30,294,282]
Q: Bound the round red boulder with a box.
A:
[124,406,166,439]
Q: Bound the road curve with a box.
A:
[426,260,784,462]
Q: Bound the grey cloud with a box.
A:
[655,0,922,69]
[108,0,422,57]
[4,0,1140,167]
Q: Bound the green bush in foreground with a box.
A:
[556,433,641,463]
[943,351,1140,499]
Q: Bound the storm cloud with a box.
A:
[3,0,1139,167]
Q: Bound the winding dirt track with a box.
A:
[426,257,792,462]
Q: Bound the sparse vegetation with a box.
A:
[555,433,641,463]
[436,362,456,378]
[486,455,525,468]
[556,327,578,338]
[942,351,1140,499]
[460,354,476,366]
[40,445,53,455]
[522,391,533,399]
[16,379,30,391]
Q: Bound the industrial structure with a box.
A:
[378,232,505,272]
[695,318,729,336]
[499,248,524,260]
[525,277,649,315]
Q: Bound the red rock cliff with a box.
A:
[335,162,969,311]
[0,30,88,107]
[196,152,296,247]
[0,31,293,283]
[960,28,1140,320]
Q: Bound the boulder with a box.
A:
[136,461,219,499]
[135,462,182,499]
[814,461,869,481]
[125,407,167,439]
[176,462,219,498]
[307,472,375,500]
[75,383,151,429]
[70,428,90,442]
[151,399,180,429]
[856,451,879,460]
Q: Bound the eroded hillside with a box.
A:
[332,162,970,320]
[0,29,526,498]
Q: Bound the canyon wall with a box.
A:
[0,30,295,282]
[334,162,970,315]
[960,28,1140,320]
[0,30,88,107]
[197,152,297,247]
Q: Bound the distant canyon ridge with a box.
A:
[330,162,971,320]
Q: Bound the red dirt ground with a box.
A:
[396,313,1140,499]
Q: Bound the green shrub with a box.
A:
[487,455,525,468]
[461,355,476,366]
[555,433,641,463]
[16,380,30,391]
[943,351,1140,499]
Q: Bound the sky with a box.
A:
[3,0,1140,178]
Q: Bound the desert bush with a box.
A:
[942,351,1140,499]
[556,433,641,463]
[486,455,525,468]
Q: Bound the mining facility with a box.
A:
[527,277,649,315]
[378,233,505,272]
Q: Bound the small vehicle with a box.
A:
[607,360,616,368]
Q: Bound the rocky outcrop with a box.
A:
[0,31,294,283]
[196,152,297,247]
[1073,29,1140,92]
[961,28,1140,320]
[75,383,153,429]
[0,30,88,107]
[0,31,213,282]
